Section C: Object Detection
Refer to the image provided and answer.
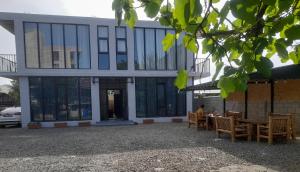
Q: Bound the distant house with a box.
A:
[0,84,14,109]
[0,12,211,128]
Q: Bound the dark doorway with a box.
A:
[107,89,123,119]
[99,78,128,121]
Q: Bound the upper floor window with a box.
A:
[24,22,91,69]
[115,27,127,70]
[98,26,109,70]
[134,27,186,70]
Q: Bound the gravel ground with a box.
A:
[0,123,299,172]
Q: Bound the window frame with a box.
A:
[115,26,128,70]
[133,27,186,71]
[29,77,92,122]
[97,25,110,70]
[23,22,91,69]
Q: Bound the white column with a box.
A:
[91,78,100,124]
[19,77,30,128]
[186,78,193,119]
[127,78,136,121]
[14,19,25,72]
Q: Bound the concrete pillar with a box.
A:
[19,77,30,128]
[91,78,100,124]
[127,78,136,121]
[186,78,193,117]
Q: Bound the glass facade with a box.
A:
[29,77,92,121]
[135,77,186,118]
[134,27,186,70]
[24,22,91,69]
[115,27,128,70]
[98,26,110,69]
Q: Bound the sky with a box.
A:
[0,0,293,85]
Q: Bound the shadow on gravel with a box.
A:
[0,123,299,171]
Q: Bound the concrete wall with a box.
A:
[193,95,223,114]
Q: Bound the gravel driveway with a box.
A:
[0,123,299,172]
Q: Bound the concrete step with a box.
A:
[95,120,137,126]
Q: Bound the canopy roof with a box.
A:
[186,64,300,91]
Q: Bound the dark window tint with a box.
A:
[116,27,127,70]
[98,26,110,70]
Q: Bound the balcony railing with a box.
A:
[0,54,16,72]
[195,58,210,74]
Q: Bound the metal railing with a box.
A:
[0,54,16,72]
[195,58,210,74]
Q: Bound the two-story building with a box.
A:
[0,12,210,128]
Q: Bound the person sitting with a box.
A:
[188,104,207,129]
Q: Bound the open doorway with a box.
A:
[107,89,123,119]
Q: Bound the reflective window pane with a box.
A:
[116,54,128,70]
[77,25,90,68]
[68,78,80,120]
[25,23,39,68]
[134,28,145,70]
[98,26,108,38]
[99,54,109,70]
[167,30,176,70]
[135,78,146,117]
[56,78,67,120]
[145,29,155,70]
[177,34,186,70]
[38,23,52,68]
[80,78,92,120]
[156,29,166,70]
[29,78,43,121]
[64,25,78,68]
[117,40,126,53]
[146,78,157,117]
[116,27,126,38]
[99,39,108,52]
[43,78,56,120]
[52,24,65,68]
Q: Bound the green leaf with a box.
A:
[219,2,230,23]
[262,0,276,5]
[212,61,224,81]
[162,33,176,51]
[217,77,236,98]
[289,51,299,64]
[174,0,189,28]
[183,35,198,53]
[175,69,188,90]
[254,57,273,78]
[190,0,202,18]
[275,40,288,59]
[285,25,300,41]
[144,0,163,18]
[124,9,137,28]
[253,38,268,54]
[202,39,214,54]
[207,11,218,25]
[212,0,220,3]
[230,0,258,24]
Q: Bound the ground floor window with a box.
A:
[135,77,186,118]
[29,77,92,121]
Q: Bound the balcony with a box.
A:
[0,54,16,72]
[194,58,210,78]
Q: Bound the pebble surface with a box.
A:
[0,123,299,172]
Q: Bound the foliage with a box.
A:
[8,80,20,106]
[112,0,300,97]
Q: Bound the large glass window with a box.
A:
[177,34,186,70]
[135,77,186,118]
[134,28,145,70]
[24,22,91,69]
[134,27,185,71]
[116,27,128,70]
[145,29,156,70]
[156,29,166,70]
[167,30,176,70]
[38,23,52,68]
[52,24,65,68]
[78,25,90,69]
[29,77,92,121]
[98,26,109,70]
[24,22,39,68]
[64,25,78,69]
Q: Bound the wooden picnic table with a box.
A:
[237,119,268,140]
